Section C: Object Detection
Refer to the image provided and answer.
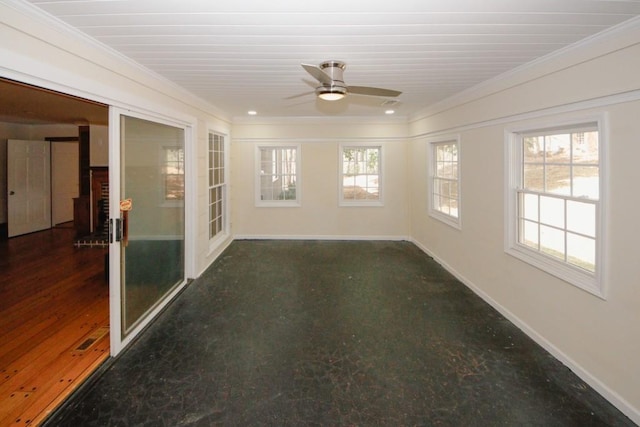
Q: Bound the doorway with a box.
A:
[0,78,110,424]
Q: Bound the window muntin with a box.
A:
[429,139,460,227]
[507,121,604,296]
[340,146,382,206]
[208,133,225,240]
[256,145,300,206]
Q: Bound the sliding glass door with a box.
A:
[109,109,188,354]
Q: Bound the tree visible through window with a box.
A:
[256,145,300,206]
[341,146,381,204]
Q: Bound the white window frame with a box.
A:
[505,114,607,298]
[208,131,229,246]
[255,144,301,207]
[339,144,383,207]
[428,136,461,229]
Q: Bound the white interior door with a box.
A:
[51,141,79,225]
[7,139,51,237]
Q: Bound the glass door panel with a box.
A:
[120,115,185,336]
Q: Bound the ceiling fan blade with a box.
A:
[348,86,402,98]
[284,90,315,100]
[301,63,333,85]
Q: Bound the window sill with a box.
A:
[339,200,384,207]
[428,210,461,230]
[255,201,301,208]
[505,244,604,299]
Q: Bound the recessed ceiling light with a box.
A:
[385,109,395,115]
[248,110,257,115]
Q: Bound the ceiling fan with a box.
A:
[301,60,402,101]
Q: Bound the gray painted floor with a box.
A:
[45,240,634,426]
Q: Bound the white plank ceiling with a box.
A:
[23,0,640,119]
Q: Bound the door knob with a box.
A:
[9,191,15,195]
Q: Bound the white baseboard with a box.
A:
[409,238,640,426]
[233,234,411,241]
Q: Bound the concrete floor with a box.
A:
[44,240,634,426]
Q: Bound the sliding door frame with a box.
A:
[108,106,197,356]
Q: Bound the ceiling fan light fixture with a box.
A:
[316,85,347,101]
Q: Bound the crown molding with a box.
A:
[231,114,409,125]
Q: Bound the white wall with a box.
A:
[231,119,410,239]
[408,25,640,424]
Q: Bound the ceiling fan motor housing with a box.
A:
[316,60,347,98]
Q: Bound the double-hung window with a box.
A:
[429,138,460,228]
[340,145,382,206]
[208,132,226,240]
[506,118,605,297]
[256,144,300,207]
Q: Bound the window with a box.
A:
[163,147,184,201]
[256,145,300,206]
[429,138,460,228]
[340,145,382,206]
[208,132,226,240]
[506,119,605,297]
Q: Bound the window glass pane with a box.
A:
[439,195,449,215]
[450,181,459,200]
[572,131,598,164]
[540,225,565,260]
[573,166,599,199]
[520,219,539,249]
[449,201,458,218]
[567,233,596,272]
[545,165,571,195]
[523,136,544,163]
[523,164,543,192]
[566,200,596,237]
[343,185,357,200]
[432,178,441,198]
[520,192,539,221]
[545,134,571,163]
[436,179,447,198]
[539,195,564,228]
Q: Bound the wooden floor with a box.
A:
[0,225,109,426]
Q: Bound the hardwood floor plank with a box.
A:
[0,336,109,427]
[0,290,108,370]
[0,227,109,426]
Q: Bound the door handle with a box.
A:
[9,191,15,195]
[110,218,122,243]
